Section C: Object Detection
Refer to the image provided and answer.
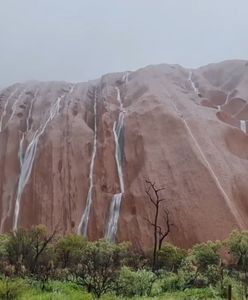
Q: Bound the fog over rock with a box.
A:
[1,60,248,250]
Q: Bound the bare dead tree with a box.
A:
[158,208,173,251]
[145,180,173,271]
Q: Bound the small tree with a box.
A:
[190,242,220,272]
[157,242,187,272]
[0,234,9,274]
[188,241,221,287]
[55,234,86,269]
[226,230,248,298]
[77,239,128,298]
[226,230,248,272]
[116,266,156,297]
[145,180,173,270]
[6,225,56,276]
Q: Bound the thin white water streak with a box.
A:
[18,133,26,167]
[0,88,18,132]
[217,94,229,111]
[170,76,245,229]
[105,193,122,241]
[0,89,38,232]
[188,71,199,95]
[77,89,98,236]
[105,82,127,241]
[240,120,247,134]
[26,90,38,131]
[183,115,244,229]
[13,86,74,231]
[116,86,123,110]
[122,72,130,84]
[5,87,28,129]
[225,93,230,105]
[172,101,244,229]
[113,111,125,193]
[185,119,244,228]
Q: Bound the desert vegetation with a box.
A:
[0,226,248,299]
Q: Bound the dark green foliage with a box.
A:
[190,241,221,271]
[116,266,156,297]
[6,225,55,276]
[226,230,248,272]
[0,278,26,299]
[77,239,129,298]
[55,234,86,269]
[225,230,248,297]
[1,227,248,298]
[157,242,187,272]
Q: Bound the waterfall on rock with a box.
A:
[13,86,74,231]
[188,71,199,95]
[0,88,19,132]
[105,84,126,242]
[77,88,98,236]
[240,120,247,134]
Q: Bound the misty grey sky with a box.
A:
[1,0,248,87]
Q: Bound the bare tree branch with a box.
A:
[144,179,173,270]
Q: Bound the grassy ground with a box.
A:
[0,279,242,299]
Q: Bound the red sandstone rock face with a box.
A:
[1,60,248,250]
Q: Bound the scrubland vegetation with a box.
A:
[0,226,248,299]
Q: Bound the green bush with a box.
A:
[6,225,55,277]
[190,242,220,271]
[216,274,245,300]
[177,259,198,289]
[225,230,248,274]
[0,278,27,300]
[157,243,187,272]
[3,227,248,299]
[117,266,156,297]
[77,240,128,298]
[0,235,9,260]
[160,272,180,292]
[55,234,86,270]
[204,265,222,286]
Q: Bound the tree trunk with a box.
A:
[152,204,159,271]
[227,284,232,300]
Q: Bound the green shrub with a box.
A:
[177,259,198,289]
[204,265,222,286]
[0,278,27,300]
[160,272,180,292]
[216,274,245,300]
[0,235,9,259]
[190,242,220,271]
[117,266,156,297]
[157,243,187,272]
[55,234,86,270]
[77,240,128,298]
[225,230,248,274]
[6,225,55,277]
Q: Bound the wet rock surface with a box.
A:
[1,60,248,250]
